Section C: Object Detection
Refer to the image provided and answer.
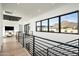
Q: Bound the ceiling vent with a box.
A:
[3,14,21,21]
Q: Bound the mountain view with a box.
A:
[52,21,77,29]
[49,21,77,33]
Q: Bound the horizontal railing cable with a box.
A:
[17,33,79,56]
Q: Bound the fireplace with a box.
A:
[5,26,14,37]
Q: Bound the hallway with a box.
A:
[0,36,30,56]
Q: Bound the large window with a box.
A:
[36,11,79,34]
[42,20,48,32]
[61,13,78,33]
[49,17,59,32]
[36,22,41,31]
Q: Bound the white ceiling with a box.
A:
[2,3,65,19]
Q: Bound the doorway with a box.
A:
[24,24,30,35]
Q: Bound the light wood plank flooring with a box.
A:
[0,36,31,56]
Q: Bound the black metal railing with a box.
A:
[17,31,24,47]
[33,35,79,56]
[48,39,79,56]
[17,33,79,56]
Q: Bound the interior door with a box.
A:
[24,24,30,34]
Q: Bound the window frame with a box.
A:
[48,17,59,33]
[36,10,79,35]
[36,21,41,32]
[41,19,49,32]
[60,12,78,34]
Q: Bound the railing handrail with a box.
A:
[49,39,79,51]
[66,39,78,43]
[25,34,79,49]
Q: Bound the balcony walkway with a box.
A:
[0,36,30,56]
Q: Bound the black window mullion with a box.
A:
[40,21,42,32]
[77,11,79,34]
[36,22,37,31]
[48,19,49,32]
[59,16,61,33]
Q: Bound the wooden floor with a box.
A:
[0,36,31,56]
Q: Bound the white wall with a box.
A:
[20,4,79,43]
[2,4,29,36]
[0,4,3,51]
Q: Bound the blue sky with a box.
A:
[49,18,59,26]
[50,13,77,26]
[61,13,77,23]
[42,20,48,26]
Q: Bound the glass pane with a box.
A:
[61,13,78,33]
[49,17,59,32]
[42,20,48,31]
[37,22,41,31]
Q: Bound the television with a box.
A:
[5,26,14,31]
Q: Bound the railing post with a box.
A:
[78,39,79,56]
[33,36,35,56]
[47,48,49,56]
[17,32,19,42]
[23,33,25,47]
[16,32,17,40]
[18,32,19,42]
